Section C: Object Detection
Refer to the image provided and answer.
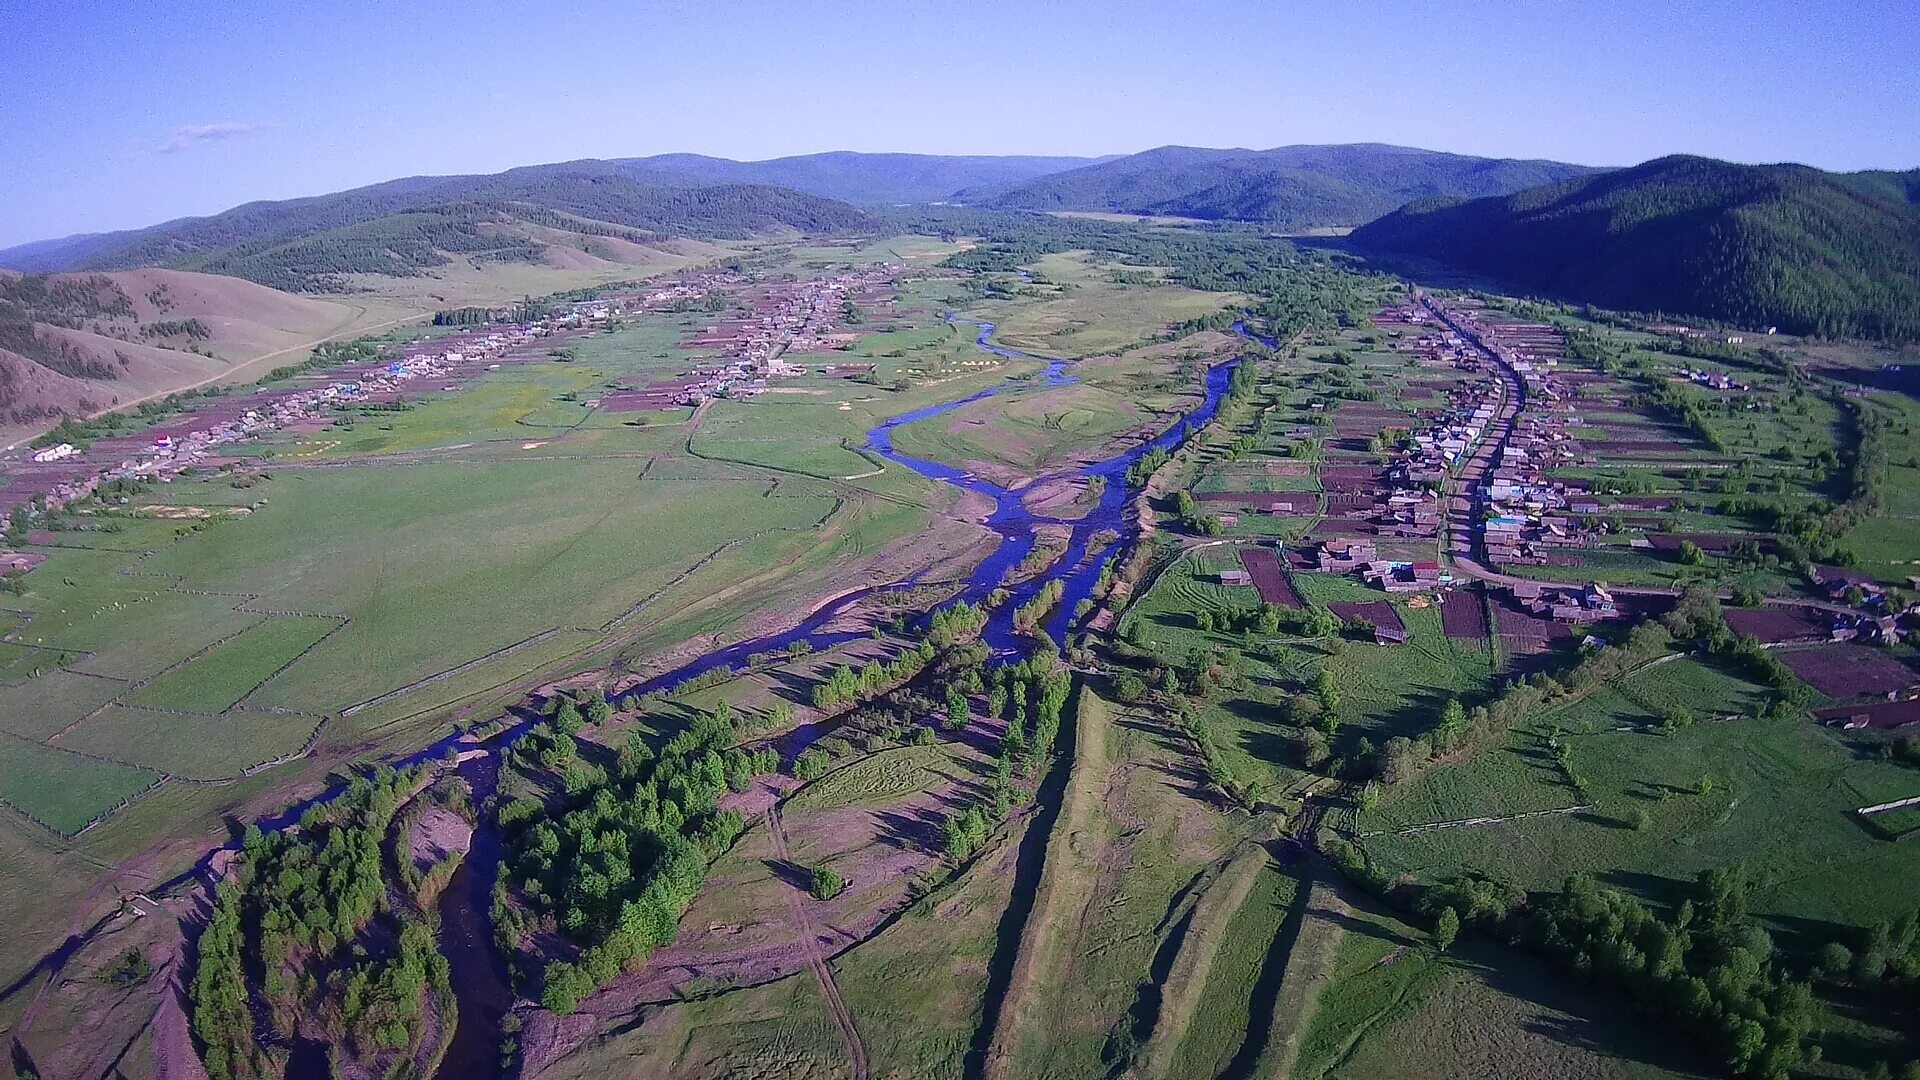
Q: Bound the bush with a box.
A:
[793,748,830,781]
[103,946,150,987]
[809,864,846,900]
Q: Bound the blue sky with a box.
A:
[2,0,1916,248]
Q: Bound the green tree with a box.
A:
[793,748,829,781]
[809,864,846,900]
[1433,906,1460,951]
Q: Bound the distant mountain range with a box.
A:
[0,146,1590,287]
[0,167,876,293]
[1351,154,1920,340]
[968,144,1603,228]
[607,151,1116,205]
[8,145,1919,347]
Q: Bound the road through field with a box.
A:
[767,803,869,1080]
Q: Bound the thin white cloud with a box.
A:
[159,122,272,154]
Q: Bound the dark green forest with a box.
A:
[1352,155,1920,341]
[974,143,1599,228]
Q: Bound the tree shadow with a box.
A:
[762,858,814,892]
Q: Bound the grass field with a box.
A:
[0,246,1005,990]
[1121,551,1493,793]
[0,735,161,836]
[889,331,1240,483]
[978,252,1245,359]
[1360,655,1920,930]
[1291,890,1707,1080]
[53,706,322,780]
[987,688,1245,1079]
[124,614,341,713]
[832,816,1038,1080]
[787,743,958,811]
[1158,852,1298,1079]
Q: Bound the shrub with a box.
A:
[793,748,829,781]
[809,864,846,901]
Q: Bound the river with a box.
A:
[429,317,1256,1078]
[8,316,1257,1080]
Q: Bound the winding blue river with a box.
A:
[9,314,1266,1080]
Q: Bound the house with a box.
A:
[1315,538,1377,572]
[1220,570,1253,587]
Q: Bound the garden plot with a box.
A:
[1776,643,1919,700]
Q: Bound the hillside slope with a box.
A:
[1,169,873,292]
[1350,154,1920,340]
[0,268,392,435]
[972,144,1601,227]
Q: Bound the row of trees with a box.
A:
[810,642,939,710]
[1011,579,1066,635]
[939,656,1073,860]
[496,701,783,1015]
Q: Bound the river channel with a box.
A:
[428,317,1259,1077]
[0,318,1260,1079]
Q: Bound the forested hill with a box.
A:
[607,151,1109,205]
[1350,155,1920,340]
[0,169,874,293]
[969,144,1601,228]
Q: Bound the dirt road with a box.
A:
[767,803,869,1080]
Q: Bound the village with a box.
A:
[1191,290,1920,691]
[0,260,912,543]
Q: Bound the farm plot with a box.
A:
[0,735,161,836]
[125,614,342,712]
[1776,643,1919,700]
[1491,593,1574,671]
[1329,601,1407,640]
[1724,605,1830,644]
[1438,589,1489,644]
[1239,546,1303,607]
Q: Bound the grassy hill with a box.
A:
[1351,154,1920,340]
[969,143,1601,228]
[0,268,400,436]
[0,169,874,293]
